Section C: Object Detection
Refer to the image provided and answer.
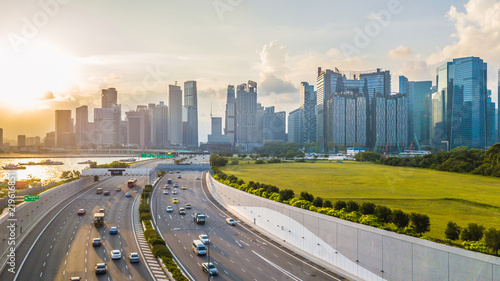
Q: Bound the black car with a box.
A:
[92,238,102,247]
[95,263,107,274]
[103,191,110,196]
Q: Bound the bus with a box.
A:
[96,187,103,194]
[127,178,137,188]
[93,213,104,227]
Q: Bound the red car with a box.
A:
[77,209,86,215]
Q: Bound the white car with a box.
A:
[163,190,169,195]
[166,206,173,213]
[172,189,177,194]
[226,218,236,226]
[111,250,121,260]
[199,234,210,244]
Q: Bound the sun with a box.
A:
[0,41,75,109]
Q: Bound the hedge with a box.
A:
[149,236,166,246]
[152,244,172,258]
[140,212,152,221]
[144,229,157,240]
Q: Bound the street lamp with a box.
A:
[173,221,240,280]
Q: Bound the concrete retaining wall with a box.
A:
[208,175,500,281]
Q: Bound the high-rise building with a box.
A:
[0,128,3,147]
[208,116,231,146]
[224,85,236,146]
[316,68,340,151]
[486,90,496,146]
[152,101,168,147]
[17,135,26,147]
[255,103,265,144]
[94,106,121,147]
[498,69,500,143]
[126,106,151,148]
[26,136,41,146]
[400,76,432,145]
[168,84,183,146]
[288,108,302,143]
[236,81,258,149]
[300,82,316,144]
[212,117,222,135]
[75,105,89,147]
[433,57,487,149]
[55,110,73,148]
[101,88,118,108]
[183,81,198,147]
[263,106,286,143]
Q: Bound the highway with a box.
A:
[151,155,348,281]
[0,161,159,281]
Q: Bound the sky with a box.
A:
[1,0,500,143]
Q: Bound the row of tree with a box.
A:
[445,222,500,255]
[355,144,500,177]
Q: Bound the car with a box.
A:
[109,226,118,234]
[95,263,107,274]
[164,185,169,189]
[196,177,200,180]
[177,175,181,178]
[201,262,218,276]
[125,192,131,197]
[99,208,105,213]
[178,208,186,215]
[226,218,236,225]
[166,206,173,213]
[185,203,192,209]
[199,234,210,244]
[111,249,121,260]
[173,198,178,204]
[176,171,180,173]
[77,209,86,215]
[69,277,81,281]
[181,185,187,190]
[172,189,177,194]
[163,190,169,195]
[173,183,178,187]
[103,191,110,196]
[129,252,140,263]
[92,238,102,246]
[116,187,121,191]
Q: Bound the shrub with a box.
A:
[359,202,376,215]
[334,200,347,210]
[323,200,333,208]
[462,241,489,254]
[410,213,431,235]
[140,212,152,221]
[144,184,153,192]
[279,189,294,201]
[445,221,461,240]
[144,229,157,240]
[139,204,150,213]
[230,160,239,165]
[294,158,306,162]
[255,160,266,164]
[149,236,166,246]
[210,154,228,167]
[267,158,281,163]
[300,191,314,202]
[143,220,153,230]
[461,223,485,241]
[374,205,392,223]
[484,228,500,255]
[345,200,359,212]
[152,244,172,258]
[392,209,409,228]
[312,197,323,207]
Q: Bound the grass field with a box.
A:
[221,161,500,240]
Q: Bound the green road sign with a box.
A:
[141,153,175,158]
[24,195,39,201]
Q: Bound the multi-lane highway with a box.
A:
[151,155,347,281]
[0,160,159,281]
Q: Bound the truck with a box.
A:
[127,178,137,187]
[96,187,103,194]
[167,178,172,184]
[193,213,206,225]
[94,213,105,227]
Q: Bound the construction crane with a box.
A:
[414,134,421,151]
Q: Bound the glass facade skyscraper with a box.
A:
[400,76,432,145]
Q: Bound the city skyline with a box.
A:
[1,0,500,142]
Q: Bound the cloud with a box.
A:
[259,40,289,75]
[388,45,413,59]
[398,60,433,82]
[37,91,56,100]
[259,73,297,97]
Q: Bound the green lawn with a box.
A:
[221,161,500,240]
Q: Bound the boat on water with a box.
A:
[18,159,64,166]
[77,160,95,164]
[3,164,27,170]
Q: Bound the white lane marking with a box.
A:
[252,250,302,281]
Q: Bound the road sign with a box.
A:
[141,153,175,158]
[24,195,39,201]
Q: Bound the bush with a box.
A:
[139,204,150,213]
[152,244,172,258]
[144,185,153,192]
[345,200,359,212]
[210,154,228,167]
[140,212,152,221]
[294,158,306,162]
[445,221,461,240]
[334,200,347,210]
[279,189,294,201]
[374,205,392,223]
[461,223,485,241]
[230,160,239,165]
[255,160,266,164]
[484,228,500,255]
[300,191,314,202]
[144,229,157,240]
[359,202,376,215]
[312,197,323,207]
[143,220,153,230]
[323,200,333,208]
[410,213,431,235]
[392,209,409,228]
[267,158,281,163]
[149,236,166,246]
[141,192,150,199]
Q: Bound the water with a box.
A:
[0,156,150,184]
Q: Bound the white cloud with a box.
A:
[388,45,413,59]
[259,40,289,75]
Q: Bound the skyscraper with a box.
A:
[55,110,73,148]
[400,76,432,145]
[236,81,258,149]
[101,88,118,108]
[94,106,120,147]
[183,81,198,147]
[300,82,316,144]
[287,108,302,143]
[0,128,3,147]
[498,69,500,143]
[486,90,496,146]
[17,135,26,147]
[126,106,151,148]
[168,84,183,146]
[75,105,89,147]
[152,101,168,147]
[263,106,286,143]
[224,85,236,146]
[212,117,222,135]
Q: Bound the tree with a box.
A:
[359,202,376,215]
[210,154,228,167]
[392,209,409,228]
[300,191,314,202]
[279,189,294,201]
[345,200,359,212]
[334,200,347,210]
[409,213,430,235]
[312,197,323,207]
[323,200,333,208]
[374,205,392,223]
[484,228,500,255]
[461,223,485,241]
[355,151,381,162]
[445,221,461,240]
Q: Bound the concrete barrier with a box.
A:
[208,175,500,281]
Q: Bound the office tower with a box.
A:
[212,117,222,135]
[55,110,73,148]
[168,84,183,146]
[75,105,89,147]
[236,81,258,149]
[101,88,118,108]
[316,68,341,152]
[300,82,317,144]
[345,95,356,147]
[329,94,346,150]
[44,132,55,147]
[433,57,487,149]
[396,94,409,150]
[400,76,433,145]
[486,90,496,146]
[288,108,302,143]
[224,85,236,146]
[126,106,151,148]
[208,116,231,147]
[356,95,368,147]
[255,103,265,144]
[17,135,26,147]
[360,68,391,99]
[183,81,198,147]
[498,69,500,143]
[0,128,3,146]
[94,106,120,147]
[152,101,168,147]
[119,121,127,145]
[148,103,156,146]
[263,106,286,143]
[372,95,386,151]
